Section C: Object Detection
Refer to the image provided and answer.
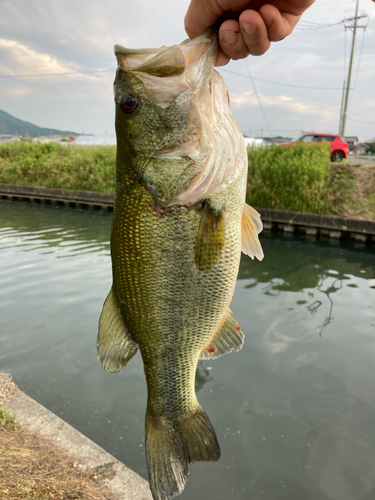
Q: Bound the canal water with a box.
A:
[1,199,375,500]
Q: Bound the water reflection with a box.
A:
[238,232,374,285]
[0,199,111,258]
[238,232,374,338]
[195,362,213,392]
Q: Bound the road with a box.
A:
[346,155,375,165]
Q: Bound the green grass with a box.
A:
[0,141,116,192]
[0,407,17,430]
[0,140,357,216]
[247,142,354,215]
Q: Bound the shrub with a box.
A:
[0,141,116,192]
[246,142,342,214]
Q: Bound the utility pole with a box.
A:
[339,0,367,138]
[339,79,346,134]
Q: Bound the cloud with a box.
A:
[0,37,114,102]
[0,0,373,138]
[4,87,32,100]
[0,38,77,76]
[230,90,336,120]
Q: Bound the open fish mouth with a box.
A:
[114,28,216,77]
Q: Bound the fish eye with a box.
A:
[120,93,138,114]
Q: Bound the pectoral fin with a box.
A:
[200,310,244,360]
[97,288,138,373]
[195,201,225,271]
[241,203,264,261]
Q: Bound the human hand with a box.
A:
[184,0,315,66]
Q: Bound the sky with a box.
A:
[0,0,374,141]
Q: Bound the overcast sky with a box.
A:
[0,0,374,141]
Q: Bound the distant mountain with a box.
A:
[0,109,79,137]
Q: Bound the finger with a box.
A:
[218,19,250,61]
[185,0,257,40]
[215,50,231,67]
[238,10,271,56]
[184,0,224,40]
[258,4,300,42]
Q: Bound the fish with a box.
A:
[97,29,264,500]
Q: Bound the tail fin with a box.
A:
[145,407,220,500]
[177,407,220,463]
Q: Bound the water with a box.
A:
[1,199,375,500]
[73,134,116,146]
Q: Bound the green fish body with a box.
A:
[97,30,263,500]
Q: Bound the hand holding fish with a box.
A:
[185,0,315,66]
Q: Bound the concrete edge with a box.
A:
[0,183,114,206]
[4,390,152,500]
[1,183,374,242]
[256,207,375,234]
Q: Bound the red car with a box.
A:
[285,133,349,162]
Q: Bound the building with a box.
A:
[0,134,21,144]
[344,136,358,152]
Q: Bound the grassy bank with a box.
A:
[1,141,374,219]
[246,142,354,215]
[0,141,116,192]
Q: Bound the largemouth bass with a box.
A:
[97,29,263,500]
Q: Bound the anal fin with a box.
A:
[97,288,138,373]
[195,200,225,271]
[200,310,244,360]
[241,203,264,261]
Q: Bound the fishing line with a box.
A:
[243,60,271,137]
[344,26,347,81]
[352,21,367,91]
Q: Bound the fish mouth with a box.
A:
[114,28,217,78]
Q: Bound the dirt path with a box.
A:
[332,163,375,220]
[0,374,120,500]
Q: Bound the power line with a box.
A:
[298,20,338,26]
[220,68,347,90]
[295,23,343,31]
[294,18,346,31]
[347,116,375,125]
[0,69,114,78]
[2,67,345,91]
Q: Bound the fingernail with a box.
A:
[240,22,258,37]
[263,15,273,27]
[220,30,239,45]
